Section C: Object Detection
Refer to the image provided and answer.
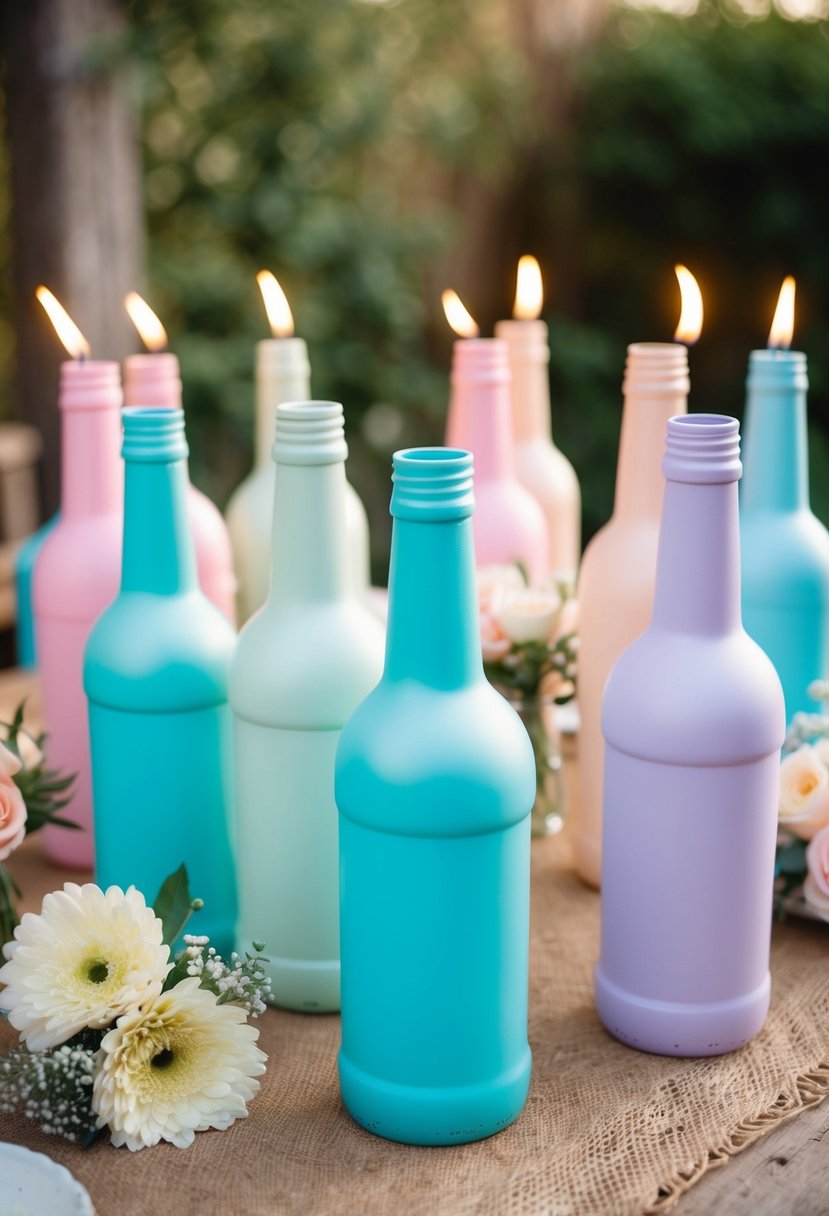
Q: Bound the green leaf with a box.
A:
[162,952,192,992]
[776,838,808,877]
[152,865,197,945]
[0,865,20,949]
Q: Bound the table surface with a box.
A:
[0,667,827,1216]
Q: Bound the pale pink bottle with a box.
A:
[495,319,581,579]
[123,352,236,622]
[574,343,689,888]
[445,339,548,583]
[34,361,124,868]
[596,414,785,1056]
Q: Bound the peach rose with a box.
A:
[0,741,22,781]
[779,746,829,841]
[804,824,829,921]
[477,565,524,616]
[480,611,511,664]
[0,768,27,862]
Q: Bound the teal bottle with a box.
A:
[15,515,59,668]
[740,350,829,720]
[84,409,237,953]
[335,447,535,1146]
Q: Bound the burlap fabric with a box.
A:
[1,834,827,1216]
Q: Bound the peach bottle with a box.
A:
[574,343,689,888]
[34,361,124,868]
[123,352,236,622]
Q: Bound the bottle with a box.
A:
[123,351,237,623]
[33,361,124,868]
[574,343,689,888]
[445,338,548,584]
[495,318,581,579]
[740,349,829,721]
[596,414,785,1056]
[335,446,535,1145]
[225,340,370,623]
[230,401,384,1011]
[84,408,237,953]
[15,515,59,669]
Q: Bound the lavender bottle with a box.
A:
[595,414,785,1057]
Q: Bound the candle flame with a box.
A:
[768,276,796,350]
[513,255,543,320]
[124,292,168,352]
[673,265,703,345]
[441,289,479,338]
[257,270,294,337]
[35,286,91,358]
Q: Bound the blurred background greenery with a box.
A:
[1,0,828,578]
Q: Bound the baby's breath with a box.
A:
[0,1043,98,1143]
[180,935,272,1016]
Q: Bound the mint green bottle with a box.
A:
[84,408,237,953]
[229,401,384,1012]
[335,448,535,1145]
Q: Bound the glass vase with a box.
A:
[502,691,565,838]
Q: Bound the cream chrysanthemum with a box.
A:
[92,977,267,1150]
[0,883,170,1050]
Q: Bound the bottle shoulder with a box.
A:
[579,515,660,610]
[34,513,122,617]
[84,591,235,710]
[230,598,385,727]
[741,508,829,601]
[335,677,535,837]
[602,627,785,765]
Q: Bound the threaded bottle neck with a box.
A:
[391,448,475,522]
[273,400,347,466]
[123,353,182,410]
[662,414,742,485]
[122,407,189,463]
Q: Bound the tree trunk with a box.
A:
[0,0,144,516]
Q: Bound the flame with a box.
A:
[256,270,294,337]
[35,287,91,358]
[513,255,543,320]
[441,289,479,338]
[673,265,703,345]
[768,276,796,350]
[125,292,168,352]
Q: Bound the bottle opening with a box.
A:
[747,348,808,393]
[391,447,475,521]
[122,407,188,463]
[273,400,348,466]
[662,413,741,485]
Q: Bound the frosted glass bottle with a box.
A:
[15,515,59,668]
[225,340,370,623]
[85,408,237,953]
[123,352,236,623]
[495,318,581,578]
[335,447,535,1145]
[230,401,384,1011]
[596,414,785,1056]
[33,361,124,868]
[574,343,689,888]
[740,350,829,721]
[445,338,548,583]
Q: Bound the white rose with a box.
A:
[496,588,562,646]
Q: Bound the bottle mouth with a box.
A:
[273,400,347,466]
[59,360,122,411]
[747,348,808,393]
[450,338,510,386]
[662,413,741,485]
[123,352,182,410]
[256,336,311,378]
[623,343,690,395]
[122,407,189,463]
[493,319,549,364]
[391,447,474,521]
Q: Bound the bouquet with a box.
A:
[775,679,829,922]
[0,865,270,1150]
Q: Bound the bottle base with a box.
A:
[338,1047,532,1146]
[594,965,770,1057]
[263,955,340,1014]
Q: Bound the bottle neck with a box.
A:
[121,456,197,595]
[59,361,123,521]
[494,319,552,444]
[741,350,809,513]
[267,461,351,607]
[255,339,312,469]
[384,516,482,689]
[449,339,515,483]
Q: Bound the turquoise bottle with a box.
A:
[84,408,237,953]
[740,350,829,720]
[335,447,535,1146]
[15,516,59,668]
[230,401,384,1012]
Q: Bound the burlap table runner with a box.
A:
[1,834,827,1216]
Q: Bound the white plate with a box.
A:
[0,1142,94,1216]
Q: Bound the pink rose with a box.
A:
[0,769,27,861]
[804,824,829,920]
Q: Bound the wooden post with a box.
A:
[0,0,144,516]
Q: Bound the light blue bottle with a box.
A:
[740,350,829,720]
[15,515,59,668]
[84,408,237,953]
[335,447,535,1146]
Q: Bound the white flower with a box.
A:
[778,746,829,840]
[497,588,562,645]
[0,883,170,1050]
[477,564,524,614]
[92,977,267,1150]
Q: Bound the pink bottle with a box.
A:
[34,361,124,868]
[596,414,785,1056]
[123,352,236,622]
[575,343,689,888]
[445,339,548,584]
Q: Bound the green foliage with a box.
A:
[152,863,200,946]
